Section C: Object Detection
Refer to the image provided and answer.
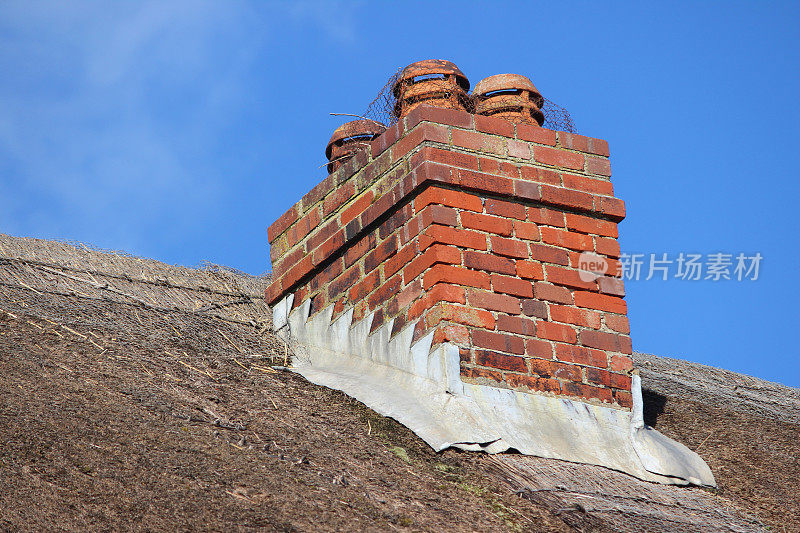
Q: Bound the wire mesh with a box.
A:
[362,67,577,133]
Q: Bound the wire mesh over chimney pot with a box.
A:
[473,73,545,126]
[392,59,471,119]
[325,119,386,175]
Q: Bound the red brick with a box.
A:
[285,207,322,248]
[392,122,449,161]
[418,204,459,228]
[521,299,548,319]
[600,196,626,221]
[537,321,578,344]
[540,185,594,212]
[595,237,621,259]
[265,280,282,305]
[414,146,479,170]
[530,359,581,382]
[433,323,470,345]
[274,246,302,277]
[415,186,482,213]
[563,173,614,195]
[558,132,609,157]
[473,330,526,355]
[496,315,536,336]
[464,251,516,275]
[484,198,525,220]
[579,330,631,353]
[491,274,534,298]
[614,390,633,409]
[452,129,506,156]
[315,230,346,265]
[369,307,385,334]
[516,260,544,280]
[474,349,527,372]
[384,241,417,279]
[424,264,491,290]
[309,291,328,316]
[404,105,474,130]
[490,236,529,259]
[379,203,413,239]
[308,257,344,292]
[461,211,513,236]
[598,276,625,296]
[529,243,569,266]
[514,221,540,241]
[516,123,556,145]
[364,235,398,273]
[457,168,514,196]
[610,373,632,390]
[468,289,521,314]
[586,367,612,387]
[540,227,593,252]
[514,180,541,201]
[549,304,601,329]
[322,180,355,216]
[475,114,515,138]
[544,264,597,290]
[573,291,627,314]
[505,374,560,394]
[436,303,495,329]
[370,122,401,158]
[419,224,488,251]
[411,160,456,189]
[348,268,380,302]
[562,382,613,403]
[526,338,553,358]
[300,174,336,212]
[520,166,561,185]
[527,207,565,227]
[368,274,402,310]
[534,282,573,304]
[605,314,630,334]
[282,253,313,289]
[329,265,361,299]
[609,354,633,373]
[344,232,376,268]
[409,284,466,321]
[565,213,618,238]
[479,157,520,180]
[463,366,504,383]
[532,146,584,170]
[587,156,612,176]
[268,204,299,243]
[341,191,373,226]
[403,244,462,282]
[428,283,466,305]
[508,140,531,159]
[555,343,608,368]
[397,279,423,310]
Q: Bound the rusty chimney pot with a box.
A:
[473,73,545,126]
[325,119,386,174]
[392,59,471,119]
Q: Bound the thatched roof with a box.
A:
[1,233,795,531]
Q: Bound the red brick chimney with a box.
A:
[267,78,632,411]
[264,61,715,486]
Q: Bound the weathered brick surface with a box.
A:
[266,106,632,409]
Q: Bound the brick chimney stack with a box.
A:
[266,60,632,411]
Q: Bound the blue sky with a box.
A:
[1,1,798,385]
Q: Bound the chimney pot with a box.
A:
[325,119,386,174]
[473,73,545,126]
[392,59,471,119]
